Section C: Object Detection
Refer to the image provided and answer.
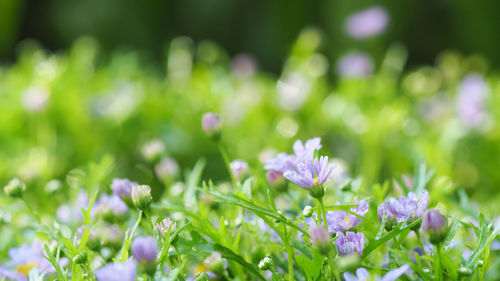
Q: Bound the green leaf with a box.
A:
[184,159,206,213]
[295,250,323,281]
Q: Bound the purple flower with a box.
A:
[264,137,322,173]
[95,194,128,221]
[0,266,26,281]
[345,6,389,39]
[231,54,257,78]
[326,200,369,233]
[95,259,137,281]
[202,113,222,137]
[155,157,180,181]
[337,52,374,78]
[335,231,365,256]
[310,225,330,245]
[131,236,158,265]
[264,153,297,173]
[156,218,177,237]
[422,209,446,232]
[283,156,332,189]
[344,265,410,281]
[456,73,490,128]
[377,190,429,223]
[3,239,66,278]
[230,159,249,180]
[111,178,137,201]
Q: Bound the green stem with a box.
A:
[435,243,443,281]
[282,224,294,281]
[143,209,155,232]
[328,252,337,280]
[22,196,41,223]
[218,143,237,188]
[317,198,328,231]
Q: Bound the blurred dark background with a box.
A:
[1,0,500,73]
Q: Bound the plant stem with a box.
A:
[317,198,328,231]
[435,243,443,281]
[282,224,294,281]
[218,143,237,188]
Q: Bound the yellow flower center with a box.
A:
[313,177,319,186]
[17,262,38,276]
[344,215,350,224]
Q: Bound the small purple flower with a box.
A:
[266,170,285,186]
[131,236,158,265]
[422,209,446,232]
[155,157,180,181]
[230,159,249,180]
[456,73,490,128]
[335,231,365,256]
[337,52,374,78]
[264,137,322,173]
[283,156,332,189]
[377,190,429,223]
[326,200,369,233]
[95,194,128,221]
[95,259,137,281]
[202,113,222,137]
[310,225,330,245]
[345,6,389,39]
[3,239,66,278]
[264,153,297,173]
[111,178,137,201]
[344,265,410,281]
[0,266,27,281]
[156,218,177,237]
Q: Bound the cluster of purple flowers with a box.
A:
[326,200,369,233]
[377,190,429,224]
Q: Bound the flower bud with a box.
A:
[422,209,448,244]
[302,206,314,217]
[309,185,325,199]
[131,236,157,275]
[258,257,273,270]
[458,266,472,277]
[73,252,87,264]
[141,139,165,162]
[111,178,137,206]
[4,178,26,198]
[202,113,222,140]
[131,185,152,211]
[156,218,176,237]
[230,160,249,180]
[310,226,331,255]
[155,157,180,183]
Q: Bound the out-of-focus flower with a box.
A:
[22,86,49,112]
[310,225,331,255]
[422,209,448,244]
[377,190,429,227]
[95,194,128,222]
[264,153,297,174]
[131,185,152,211]
[155,157,180,181]
[455,73,490,128]
[141,139,165,162]
[99,224,124,249]
[203,252,226,273]
[232,54,257,78]
[344,265,410,281]
[95,259,136,281]
[202,113,222,140]
[283,156,332,189]
[131,237,157,265]
[326,200,369,233]
[230,159,249,180]
[0,266,27,281]
[264,137,322,173]
[3,239,66,278]
[111,178,137,204]
[258,257,273,271]
[335,232,365,256]
[266,170,285,187]
[156,218,177,237]
[345,6,389,39]
[337,52,373,78]
[277,73,311,111]
[4,178,26,198]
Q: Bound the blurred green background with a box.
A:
[2,0,500,72]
